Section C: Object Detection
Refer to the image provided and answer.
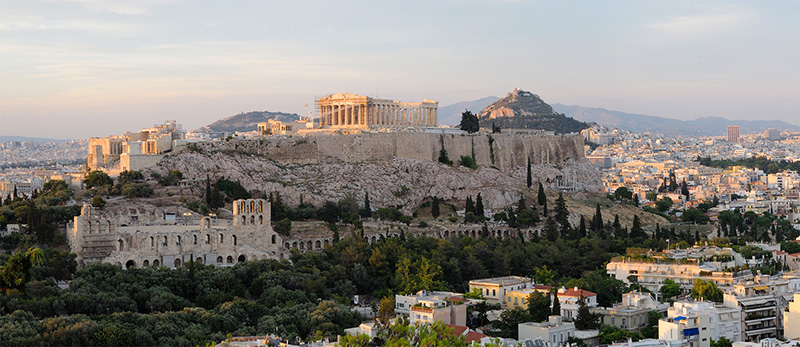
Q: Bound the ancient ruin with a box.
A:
[67,199,286,268]
[316,93,438,128]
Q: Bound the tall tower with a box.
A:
[727,125,740,143]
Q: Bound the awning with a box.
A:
[684,328,699,336]
[753,285,769,291]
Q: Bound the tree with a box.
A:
[592,203,603,234]
[91,196,106,208]
[614,187,632,201]
[459,110,479,133]
[681,179,690,198]
[431,197,440,218]
[0,247,43,292]
[274,218,292,236]
[613,215,625,239]
[578,215,587,237]
[629,215,646,239]
[537,182,546,206]
[711,337,733,347]
[574,294,599,330]
[551,290,561,316]
[690,279,723,302]
[527,158,532,188]
[659,279,681,301]
[438,148,453,166]
[527,291,551,323]
[465,196,475,215]
[646,191,658,201]
[656,197,673,212]
[359,192,372,218]
[475,193,484,218]
[376,296,395,329]
[83,170,113,189]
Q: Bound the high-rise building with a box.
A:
[764,128,781,141]
[727,125,740,143]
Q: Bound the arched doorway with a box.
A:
[125,260,136,269]
[237,255,246,263]
[174,258,181,267]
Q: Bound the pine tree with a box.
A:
[527,158,532,188]
[475,193,485,218]
[431,197,440,218]
[575,294,599,329]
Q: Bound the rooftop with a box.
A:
[469,275,533,286]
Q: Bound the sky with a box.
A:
[1,0,798,139]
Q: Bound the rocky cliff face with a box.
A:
[150,133,602,213]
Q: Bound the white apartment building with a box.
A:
[518,316,576,347]
[661,300,742,345]
[784,293,800,340]
[469,276,535,306]
[394,290,467,326]
[607,258,752,294]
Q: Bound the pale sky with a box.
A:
[1,0,798,139]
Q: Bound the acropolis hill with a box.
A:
[149,132,602,213]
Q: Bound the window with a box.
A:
[492,289,496,296]
[205,234,210,244]
[515,298,518,304]
[233,235,237,245]
[611,318,615,325]
[193,235,197,245]
[219,234,224,243]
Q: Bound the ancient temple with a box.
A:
[315,93,438,128]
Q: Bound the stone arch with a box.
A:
[177,235,181,245]
[259,201,263,213]
[233,235,237,246]
[153,259,160,267]
[323,240,330,247]
[125,260,136,269]
[205,234,211,244]
[118,239,124,251]
[315,240,321,248]
[444,230,450,238]
[471,230,477,238]
[285,242,290,249]
[150,236,154,247]
[196,257,203,264]
[370,236,376,244]
[250,200,255,212]
[292,242,297,249]
[96,220,101,232]
[217,256,223,263]
[226,256,234,264]
[307,240,312,249]
[238,254,246,263]
[272,234,277,244]
[204,218,211,229]
[193,235,198,245]
[219,233,224,243]
[259,215,263,224]
[143,259,149,267]
[241,216,246,225]
[299,242,304,250]
[174,258,181,267]
[250,215,255,224]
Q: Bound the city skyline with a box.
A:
[1,0,799,139]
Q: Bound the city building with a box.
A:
[728,126,740,144]
[784,293,800,340]
[659,314,711,347]
[764,129,781,141]
[88,121,185,173]
[606,257,752,293]
[593,291,670,332]
[316,92,438,129]
[394,290,467,326]
[554,287,598,320]
[468,276,535,306]
[518,316,576,346]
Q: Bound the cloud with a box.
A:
[646,11,752,40]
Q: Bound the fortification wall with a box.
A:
[189,132,586,171]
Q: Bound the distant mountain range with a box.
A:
[551,104,800,137]
[194,111,302,134]
[438,96,500,126]
[0,136,75,143]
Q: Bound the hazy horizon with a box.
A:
[2,0,798,139]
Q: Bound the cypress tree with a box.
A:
[592,203,603,234]
[527,158,532,188]
[465,196,475,214]
[579,215,586,237]
[630,215,645,239]
[475,193,485,218]
[537,182,546,206]
[613,215,624,238]
[431,197,440,218]
[551,290,561,316]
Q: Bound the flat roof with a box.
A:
[469,276,532,286]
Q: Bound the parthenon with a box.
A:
[316,93,438,128]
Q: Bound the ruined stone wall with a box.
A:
[67,200,286,268]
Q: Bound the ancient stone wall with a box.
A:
[67,199,286,268]
[189,132,586,171]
